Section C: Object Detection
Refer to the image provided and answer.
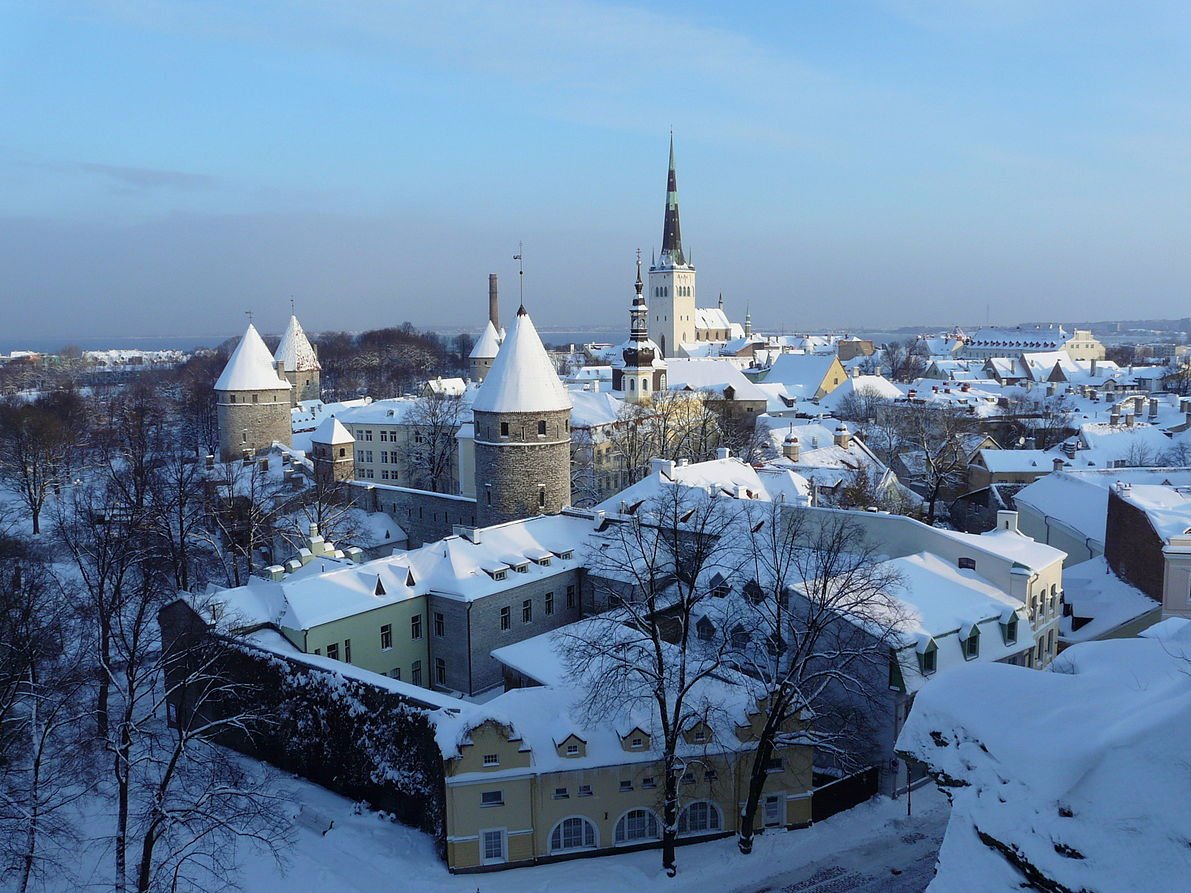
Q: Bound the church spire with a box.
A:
[631,249,648,341]
[660,132,685,266]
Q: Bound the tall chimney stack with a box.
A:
[488,274,500,330]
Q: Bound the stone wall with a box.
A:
[216,390,292,460]
[284,368,321,405]
[368,484,476,547]
[474,408,572,526]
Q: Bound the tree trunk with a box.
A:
[31,506,40,535]
[97,620,111,740]
[114,724,132,893]
[18,674,42,893]
[135,826,158,893]
[738,736,776,855]
[662,765,678,877]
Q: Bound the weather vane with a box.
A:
[513,242,525,309]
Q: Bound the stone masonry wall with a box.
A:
[474,408,572,527]
[217,390,292,460]
[285,368,321,405]
[370,484,477,547]
[1105,489,1165,602]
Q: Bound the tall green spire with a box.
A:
[661,132,685,266]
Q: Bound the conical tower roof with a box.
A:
[660,133,686,266]
[472,307,571,414]
[469,320,502,360]
[214,324,291,392]
[274,314,321,372]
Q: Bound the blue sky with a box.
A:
[2,1,1189,341]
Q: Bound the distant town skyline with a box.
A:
[3,1,1189,340]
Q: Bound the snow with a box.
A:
[274,314,321,372]
[1114,481,1191,540]
[469,319,502,359]
[814,375,905,413]
[665,358,770,402]
[1059,556,1161,643]
[897,620,1191,893]
[221,753,949,893]
[761,353,841,398]
[596,456,811,512]
[311,415,354,445]
[214,323,291,392]
[975,449,1052,474]
[472,308,572,414]
[568,388,624,427]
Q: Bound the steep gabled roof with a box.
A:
[472,307,571,414]
[214,324,291,392]
[274,314,321,372]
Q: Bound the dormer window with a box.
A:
[693,728,707,744]
[514,563,528,574]
[492,570,507,582]
[558,550,573,560]
[744,579,765,605]
[535,557,551,567]
[566,743,579,757]
[1002,615,1018,646]
[958,557,977,571]
[631,737,644,749]
[918,640,938,675]
[483,754,499,767]
[962,627,981,660]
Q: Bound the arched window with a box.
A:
[549,816,597,853]
[677,801,723,836]
[615,808,660,844]
[642,379,648,391]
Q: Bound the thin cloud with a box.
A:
[79,162,213,190]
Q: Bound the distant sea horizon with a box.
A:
[4,324,912,357]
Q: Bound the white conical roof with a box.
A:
[214,324,291,392]
[312,415,353,445]
[274,314,321,372]
[469,320,502,359]
[472,307,571,414]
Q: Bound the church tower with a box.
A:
[274,313,321,406]
[310,416,355,487]
[613,251,667,403]
[472,305,572,527]
[648,134,697,358]
[215,323,292,461]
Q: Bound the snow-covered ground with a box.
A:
[226,768,947,893]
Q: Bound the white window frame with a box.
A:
[613,808,661,845]
[480,827,506,865]
[549,816,598,854]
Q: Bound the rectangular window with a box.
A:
[482,829,505,864]
[553,787,569,799]
[538,420,547,436]
[500,422,509,437]
[313,647,321,656]
[631,737,644,749]
[389,667,401,680]
[500,607,510,631]
[765,757,784,774]
[681,771,695,785]
[578,784,593,798]
[343,639,352,664]
[435,658,446,685]
[480,790,503,807]
[380,624,392,650]
[412,660,422,686]
[522,599,532,623]
[704,769,718,782]
[566,744,579,756]
[545,592,554,615]
[411,614,422,640]
[567,584,577,609]
[642,777,656,789]
[326,643,339,661]
[434,612,445,637]
[483,754,499,767]
[619,780,633,792]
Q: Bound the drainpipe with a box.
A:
[466,601,473,695]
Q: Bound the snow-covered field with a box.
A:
[223,768,947,893]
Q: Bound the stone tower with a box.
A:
[612,251,667,403]
[274,313,321,405]
[215,323,292,461]
[472,305,572,527]
[310,416,355,487]
[469,321,502,383]
[647,134,697,359]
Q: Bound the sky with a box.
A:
[2,0,1189,343]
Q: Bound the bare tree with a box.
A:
[883,339,928,383]
[727,506,906,853]
[0,393,86,535]
[562,485,742,876]
[273,471,364,558]
[896,403,972,522]
[0,542,90,893]
[608,392,723,487]
[207,457,286,587]
[405,393,464,493]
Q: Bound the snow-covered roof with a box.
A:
[311,416,353,446]
[963,324,1069,350]
[214,324,291,392]
[762,353,841,397]
[274,314,321,372]
[568,388,623,428]
[1113,481,1191,541]
[596,456,811,513]
[897,618,1191,893]
[665,358,770,402]
[975,449,1053,474]
[1059,556,1160,644]
[694,307,731,331]
[469,320,502,359]
[472,308,571,415]
[814,375,904,412]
